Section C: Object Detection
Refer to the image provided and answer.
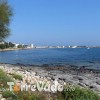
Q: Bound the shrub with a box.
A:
[12,73,22,80]
[0,69,12,87]
[2,91,18,100]
[62,86,100,100]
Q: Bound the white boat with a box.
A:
[87,47,90,49]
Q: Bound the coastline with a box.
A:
[0,47,100,52]
[0,63,100,95]
[0,48,33,52]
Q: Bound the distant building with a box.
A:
[72,46,77,48]
[25,44,34,49]
[13,43,19,48]
[62,46,65,48]
[30,44,34,48]
[0,42,5,44]
[35,46,48,48]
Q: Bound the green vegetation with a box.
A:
[0,42,15,49]
[17,92,46,100]
[18,45,24,48]
[0,69,12,87]
[12,73,22,80]
[62,86,100,100]
[0,0,14,49]
[0,0,13,42]
[13,88,100,100]
[2,91,47,100]
[2,91,17,99]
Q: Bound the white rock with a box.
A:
[1,98,6,100]
[0,66,4,70]
[0,94,3,99]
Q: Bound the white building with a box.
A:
[72,46,77,48]
[0,42,5,44]
[30,44,34,48]
[13,43,19,48]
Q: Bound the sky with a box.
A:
[8,0,100,46]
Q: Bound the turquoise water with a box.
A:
[0,48,100,69]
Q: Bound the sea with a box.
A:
[0,48,100,69]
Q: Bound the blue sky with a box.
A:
[8,0,100,46]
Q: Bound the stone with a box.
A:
[7,97,13,100]
[96,81,100,85]
[0,94,3,99]
[95,85,100,92]
[1,98,6,100]
[0,66,4,70]
[78,83,86,88]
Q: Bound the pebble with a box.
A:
[0,94,3,99]
[1,98,6,100]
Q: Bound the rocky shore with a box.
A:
[0,48,23,51]
[0,48,33,52]
[0,63,100,95]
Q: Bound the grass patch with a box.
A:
[16,91,46,100]
[62,86,100,100]
[0,69,12,87]
[2,91,17,99]
[12,73,22,80]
